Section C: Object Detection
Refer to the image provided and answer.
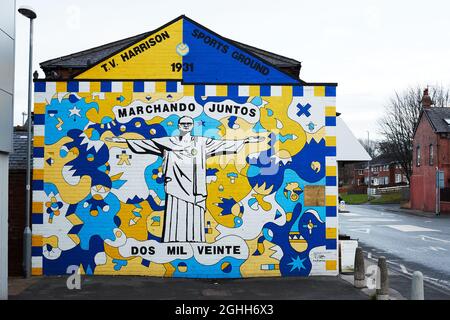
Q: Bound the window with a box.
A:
[395,174,402,183]
[429,144,434,166]
[416,145,421,167]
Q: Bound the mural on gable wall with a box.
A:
[31,16,338,278]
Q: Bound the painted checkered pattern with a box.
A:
[31,81,56,276]
[33,81,338,277]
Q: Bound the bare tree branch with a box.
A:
[377,85,450,183]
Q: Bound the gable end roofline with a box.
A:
[40,15,304,83]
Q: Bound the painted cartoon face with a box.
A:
[178,116,194,134]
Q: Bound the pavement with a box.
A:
[9,275,370,300]
[8,203,449,301]
[340,204,450,300]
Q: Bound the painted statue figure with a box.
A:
[106,116,263,243]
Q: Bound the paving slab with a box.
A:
[9,275,369,300]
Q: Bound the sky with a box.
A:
[13,0,450,140]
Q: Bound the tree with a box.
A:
[357,138,379,159]
[378,85,450,183]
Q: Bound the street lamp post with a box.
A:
[367,131,371,199]
[18,6,37,278]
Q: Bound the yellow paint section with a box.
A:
[45,137,92,204]
[68,234,80,245]
[32,235,43,247]
[325,106,336,117]
[95,255,167,276]
[326,228,337,239]
[34,136,44,148]
[183,85,194,96]
[32,268,43,276]
[90,81,101,92]
[66,214,83,226]
[76,19,183,80]
[33,169,44,180]
[326,195,337,207]
[282,85,293,97]
[314,86,325,97]
[306,127,326,144]
[326,260,337,271]
[216,85,228,96]
[325,136,336,147]
[43,235,58,248]
[326,166,337,177]
[56,81,67,92]
[241,238,281,277]
[32,202,43,214]
[259,92,307,157]
[34,103,46,115]
[155,81,166,93]
[206,162,253,228]
[249,85,260,96]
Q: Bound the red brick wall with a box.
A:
[410,114,450,213]
[8,170,27,276]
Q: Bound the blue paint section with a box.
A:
[166,81,178,92]
[34,114,45,125]
[32,214,43,224]
[227,85,239,97]
[293,86,304,96]
[32,246,42,257]
[34,82,46,92]
[171,257,244,278]
[194,85,205,96]
[325,116,336,126]
[67,81,79,92]
[33,180,44,190]
[182,19,299,84]
[260,85,271,96]
[326,176,337,186]
[33,147,44,158]
[133,81,144,92]
[325,86,336,97]
[326,239,337,250]
[100,81,111,92]
[326,206,337,217]
[43,235,104,275]
[326,146,336,157]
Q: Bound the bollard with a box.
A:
[354,247,365,288]
[411,271,424,300]
[376,256,389,300]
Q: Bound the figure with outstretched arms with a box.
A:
[106,116,263,243]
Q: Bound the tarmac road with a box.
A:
[340,204,450,299]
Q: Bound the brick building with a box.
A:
[410,89,450,213]
[8,126,31,275]
[352,157,408,189]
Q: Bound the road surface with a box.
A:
[340,204,450,299]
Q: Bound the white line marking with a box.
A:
[420,235,450,243]
[348,218,400,222]
[384,225,440,232]
[429,246,447,252]
[400,264,409,274]
[349,228,371,234]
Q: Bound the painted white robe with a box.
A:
[126,134,245,242]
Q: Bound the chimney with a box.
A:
[421,88,433,109]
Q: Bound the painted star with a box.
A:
[287,256,306,272]
[69,106,81,118]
